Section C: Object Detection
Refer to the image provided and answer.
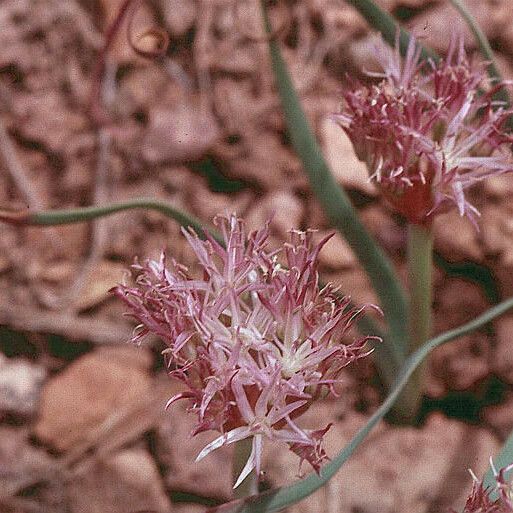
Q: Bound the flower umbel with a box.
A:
[112,215,378,486]
[335,34,513,226]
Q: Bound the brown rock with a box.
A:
[324,267,377,307]
[0,354,46,417]
[245,191,304,237]
[413,0,509,54]
[493,314,513,383]
[15,91,87,155]
[73,260,127,311]
[310,0,367,36]
[34,346,152,451]
[143,103,221,164]
[321,117,376,196]
[186,186,253,226]
[0,427,53,496]
[173,505,204,513]
[346,33,388,78]
[216,132,303,191]
[360,205,406,255]
[483,174,513,199]
[163,0,196,37]
[482,391,513,440]
[434,211,483,262]
[427,333,491,397]
[490,260,513,300]
[115,65,173,118]
[479,205,513,258]
[67,448,172,513]
[434,279,488,333]
[213,79,270,133]
[36,259,127,311]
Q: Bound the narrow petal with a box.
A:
[195,426,251,462]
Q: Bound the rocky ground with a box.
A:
[2,1,513,512]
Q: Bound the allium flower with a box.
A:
[335,34,513,226]
[112,215,378,487]
[451,462,513,513]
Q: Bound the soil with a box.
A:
[2,1,513,512]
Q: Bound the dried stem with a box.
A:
[89,0,168,125]
[56,60,116,311]
[89,0,134,125]
[0,110,63,253]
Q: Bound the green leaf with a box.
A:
[260,1,408,368]
[205,296,513,513]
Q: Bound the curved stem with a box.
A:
[0,199,384,354]
[0,198,224,245]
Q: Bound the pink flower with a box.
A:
[451,463,513,513]
[335,34,513,226]
[112,215,378,487]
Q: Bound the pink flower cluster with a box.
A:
[113,215,378,487]
[454,463,513,513]
[335,35,513,226]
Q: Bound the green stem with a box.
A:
[0,200,384,359]
[1,198,224,245]
[393,223,433,423]
[233,438,258,498]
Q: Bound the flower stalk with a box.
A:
[392,223,433,423]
